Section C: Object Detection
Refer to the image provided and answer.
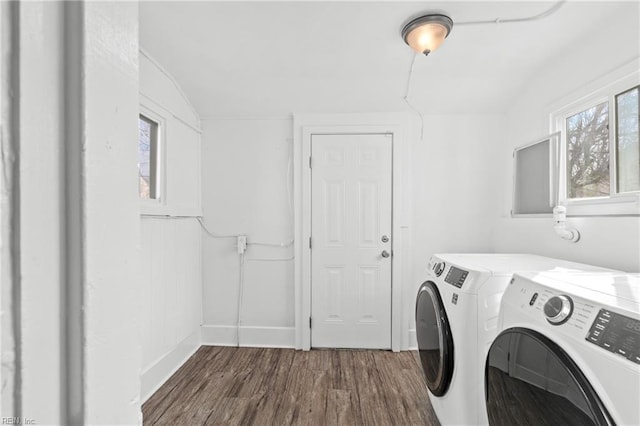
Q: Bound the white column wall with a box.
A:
[82,2,142,424]
[2,2,66,423]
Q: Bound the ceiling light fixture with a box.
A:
[401,14,453,56]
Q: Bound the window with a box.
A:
[551,68,640,216]
[138,114,159,200]
[566,101,610,198]
[616,86,640,194]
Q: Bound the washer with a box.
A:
[415,254,617,426]
[486,272,640,425]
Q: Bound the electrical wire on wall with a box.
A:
[196,217,240,239]
[247,240,294,248]
[236,252,245,346]
[455,1,566,26]
[195,143,295,346]
[246,256,295,262]
[286,138,294,216]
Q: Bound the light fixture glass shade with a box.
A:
[402,14,453,55]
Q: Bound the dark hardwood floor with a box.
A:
[143,346,439,425]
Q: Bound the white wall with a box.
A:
[200,114,504,348]
[201,118,295,346]
[493,5,640,272]
[139,52,203,401]
[408,114,505,339]
[139,218,201,400]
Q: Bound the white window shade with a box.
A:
[512,134,559,216]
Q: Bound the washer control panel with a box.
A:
[586,309,640,365]
[544,295,574,325]
[527,288,594,334]
[514,279,640,366]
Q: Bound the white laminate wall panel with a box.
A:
[165,221,179,354]
[149,220,165,363]
[194,220,204,331]
[141,218,202,370]
[140,219,154,368]
[174,221,187,341]
[176,219,198,341]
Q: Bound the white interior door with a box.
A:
[310,133,392,349]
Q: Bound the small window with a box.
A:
[138,114,159,200]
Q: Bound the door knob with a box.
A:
[381,250,390,258]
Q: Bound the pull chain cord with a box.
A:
[403,53,425,141]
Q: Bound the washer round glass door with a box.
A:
[416,281,454,396]
[486,328,613,426]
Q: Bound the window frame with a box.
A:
[511,133,560,218]
[550,67,640,216]
[139,105,166,213]
[615,85,640,195]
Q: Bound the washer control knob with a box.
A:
[433,262,445,277]
[544,295,573,325]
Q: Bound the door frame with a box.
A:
[293,113,411,351]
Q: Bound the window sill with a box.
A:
[566,193,640,217]
[140,200,165,216]
[140,202,202,218]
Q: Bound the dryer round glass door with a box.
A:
[415,281,454,396]
[486,327,613,426]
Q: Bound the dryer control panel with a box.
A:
[586,309,640,365]
[444,266,468,288]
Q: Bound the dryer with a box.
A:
[415,254,617,426]
[485,271,640,425]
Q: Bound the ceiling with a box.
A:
[139,1,638,118]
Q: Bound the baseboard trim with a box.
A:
[141,331,200,402]
[408,328,417,350]
[200,325,295,348]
